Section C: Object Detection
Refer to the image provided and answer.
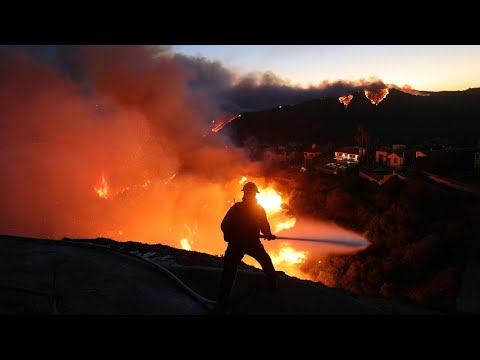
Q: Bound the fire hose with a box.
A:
[260,235,367,247]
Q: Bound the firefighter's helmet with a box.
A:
[241,181,260,193]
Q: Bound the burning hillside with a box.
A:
[0,46,368,282]
[339,94,353,108]
[364,88,389,105]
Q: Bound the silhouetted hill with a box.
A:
[0,235,438,314]
[222,88,480,146]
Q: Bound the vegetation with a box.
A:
[285,169,472,311]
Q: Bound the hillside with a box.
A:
[0,235,437,315]
[222,88,480,146]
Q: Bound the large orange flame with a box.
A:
[94,173,109,199]
[364,88,389,105]
[255,185,296,233]
[271,243,307,266]
[243,243,309,280]
[339,94,353,108]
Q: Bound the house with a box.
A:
[376,147,405,169]
[334,146,366,164]
[386,152,405,168]
[415,150,429,158]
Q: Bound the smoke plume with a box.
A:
[0,45,262,256]
[0,45,371,277]
[175,53,415,113]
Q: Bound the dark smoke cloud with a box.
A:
[0,45,369,279]
[0,45,260,252]
[174,53,396,113]
[0,46,421,116]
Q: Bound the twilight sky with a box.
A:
[172,45,480,92]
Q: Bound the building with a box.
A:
[416,151,428,158]
[386,152,405,168]
[334,146,366,164]
[376,147,405,169]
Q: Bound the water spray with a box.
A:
[261,235,367,247]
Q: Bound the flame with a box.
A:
[94,173,109,199]
[256,189,282,215]
[364,88,389,105]
[236,179,295,234]
[180,238,192,251]
[275,217,297,233]
[211,113,241,132]
[243,243,309,279]
[339,94,353,108]
[271,243,307,266]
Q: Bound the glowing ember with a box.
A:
[239,176,247,185]
[364,88,389,105]
[180,238,192,251]
[94,173,109,199]
[142,179,151,189]
[271,243,307,266]
[164,173,177,184]
[339,94,353,108]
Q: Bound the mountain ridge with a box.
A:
[222,87,480,146]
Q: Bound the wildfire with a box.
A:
[180,238,192,251]
[364,88,389,105]
[211,113,241,132]
[275,217,297,233]
[252,180,297,233]
[243,243,308,279]
[271,243,307,266]
[94,173,109,199]
[256,188,282,214]
[339,94,353,108]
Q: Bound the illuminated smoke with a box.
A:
[0,46,368,281]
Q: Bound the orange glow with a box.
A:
[271,243,307,266]
[211,113,241,132]
[0,45,369,286]
[180,238,192,251]
[339,94,353,108]
[243,242,309,280]
[254,184,296,233]
[94,173,109,199]
[256,188,282,214]
[364,88,389,105]
[239,176,247,185]
[275,217,297,233]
